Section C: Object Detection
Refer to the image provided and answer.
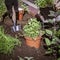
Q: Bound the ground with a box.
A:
[0,12,56,60]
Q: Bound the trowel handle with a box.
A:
[35,14,45,22]
[12,6,17,25]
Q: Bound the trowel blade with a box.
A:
[11,25,21,32]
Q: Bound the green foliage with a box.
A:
[0,0,7,18]
[55,30,60,38]
[48,19,54,23]
[23,18,43,39]
[45,38,51,46]
[35,0,47,8]
[24,57,34,60]
[35,0,53,8]
[45,29,53,36]
[58,58,60,60]
[45,36,58,46]
[44,29,59,46]
[48,11,55,17]
[44,29,60,59]
[45,48,52,54]
[18,56,24,60]
[18,56,34,60]
[0,26,21,54]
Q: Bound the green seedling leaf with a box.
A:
[58,50,60,54]
[45,29,53,36]
[48,19,54,23]
[48,11,55,17]
[57,58,60,60]
[45,50,52,54]
[45,48,52,55]
[18,56,24,60]
[45,38,51,46]
[24,57,34,60]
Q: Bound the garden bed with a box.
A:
[0,12,56,60]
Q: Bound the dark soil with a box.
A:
[40,7,55,19]
[0,12,56,60]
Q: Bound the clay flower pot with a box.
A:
[25,36,42,49]
[18,8,24,21]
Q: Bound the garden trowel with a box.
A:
[11,6,21,32]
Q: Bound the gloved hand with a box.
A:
[55,2,60,9]
[53,0,60,10]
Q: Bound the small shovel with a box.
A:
[11,6,21,32]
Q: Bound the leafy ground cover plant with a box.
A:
[55,29,60,39]
[34,0,53,8]
[0,26,21,54]
[35,0,47,8]
[0,0,6,19]
[44,29,60,59]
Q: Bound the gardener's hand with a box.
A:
[55,2,60,9]
[53,0,59,5]
[53,0,60,10]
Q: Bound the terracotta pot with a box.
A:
[18,8,24,21]
[25,36,42,49]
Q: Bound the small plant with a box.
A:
[18,56,34,60]
[0,0,7,18]
[35,0,53,8]
[44,29,60,59]
[24,57,34,60]
[0,26,21,54]
[55,29,60,38]
[58,58,60,60]
[48,11,56,17]
[18,56,24,60]
[23,18,44,39]
[35,0,47,8]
